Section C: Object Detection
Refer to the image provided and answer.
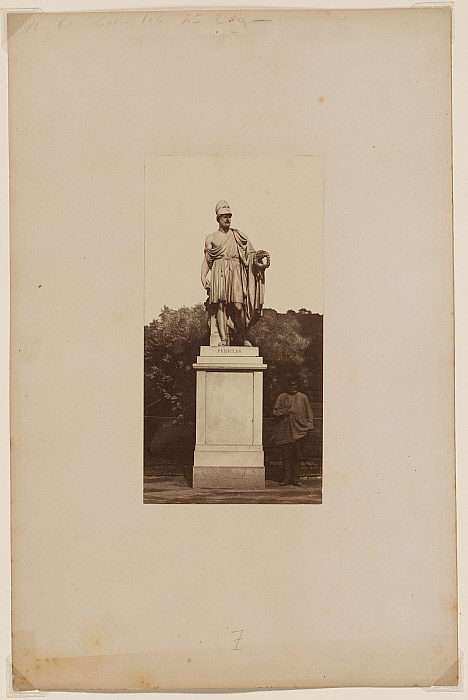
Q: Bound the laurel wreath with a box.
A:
[254,250,271,270]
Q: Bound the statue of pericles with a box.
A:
[201,200,270,347]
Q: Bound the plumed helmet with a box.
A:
[215,200,231,216]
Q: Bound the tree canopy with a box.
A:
[145,303,208,420]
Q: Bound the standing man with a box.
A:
[273,379,314,486]
[201,200,269,346]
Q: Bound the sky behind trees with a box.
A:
[144,155,324,324]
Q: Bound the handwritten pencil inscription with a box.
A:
[231,629,243,651]
[22,12,273,35]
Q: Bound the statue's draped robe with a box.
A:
[204,228,265,331]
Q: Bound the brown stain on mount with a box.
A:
[79,612,129,655]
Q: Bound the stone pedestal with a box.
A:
[193,346,267,489]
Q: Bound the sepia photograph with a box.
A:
[144,156,323,503]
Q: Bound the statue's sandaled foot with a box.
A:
[243,340,252,347]
[218,341,227,346]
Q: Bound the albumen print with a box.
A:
[144,156,324,503]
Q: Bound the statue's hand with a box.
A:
[253,250,271,270]
[203,278,211,290]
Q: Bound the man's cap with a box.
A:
[215,200,231,216]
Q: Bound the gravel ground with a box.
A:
[144,474,322,504]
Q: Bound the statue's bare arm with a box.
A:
[201,234,213,288]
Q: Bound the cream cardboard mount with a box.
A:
[8,7,457,691]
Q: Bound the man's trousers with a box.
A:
[281,437,306,483]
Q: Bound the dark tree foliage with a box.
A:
[295,309,323,378]
[249,308,309,414]
[144,303,209,420]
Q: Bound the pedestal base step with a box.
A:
[192,466,265,490]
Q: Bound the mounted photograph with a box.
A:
[8,7,456,691]
[144,155,324,503]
